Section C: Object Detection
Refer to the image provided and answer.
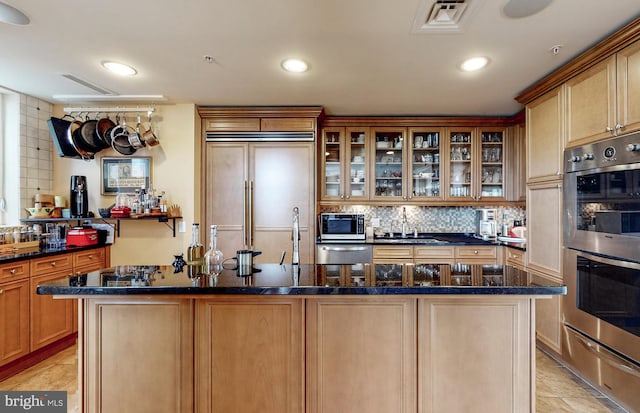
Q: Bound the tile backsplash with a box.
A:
[320,205,526,234]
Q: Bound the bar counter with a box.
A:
[36,263,563,296]
[36,263,565,413]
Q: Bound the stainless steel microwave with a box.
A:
[319,213,365,241]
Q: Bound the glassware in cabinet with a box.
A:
[345,127,369,200]
[322,128,343,199]
[372,128,406,199]
[372,262,407,286]
[447,129,474,199]
[408,128,443,200]
[479,129,505,199]
[410,263,442,286]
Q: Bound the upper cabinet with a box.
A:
[526,86,564,182]
[319,119,519,205]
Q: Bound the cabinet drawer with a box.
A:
[0,261,29,283]
[73,248,106,273]
[260,117,316,131]
[30,254,73,277]
[204,117,260,132]
[373,246,414,259]
[505,248,526,267]
[414,246,455,260]
[455,246,497,259]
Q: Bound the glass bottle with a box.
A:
[204,225,224,277]
[187,223,204,277]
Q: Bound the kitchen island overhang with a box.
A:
[38,264,565,413]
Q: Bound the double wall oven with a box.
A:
[563,132,640,411]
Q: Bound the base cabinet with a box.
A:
[83,298,194,413]
[0,279,29,365]
[195,297,304,413]
[306,297,416,413]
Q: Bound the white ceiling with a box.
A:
[1,0,639,116]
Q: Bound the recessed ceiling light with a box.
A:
[503,0,553,18]
[101,61,137,76]
[0,1,29,25]
[459,56,490,72]
[281,58,309,73]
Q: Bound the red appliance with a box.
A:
[66,227,98,247]
[110,206,131,218]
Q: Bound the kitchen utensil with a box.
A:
[127,113,146,149]
[141,111,159,147]
[25,206,54,218]
[235,249,262,276]
[47,116,82,158]
[77,113,105,151]
[70,113,96,159]
[96,113,116,147]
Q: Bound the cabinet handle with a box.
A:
[50,261,56,267]
[474,250,479,254]
[345,195,350,199]
[615,124,624,130]
[88,255,94,259]
[0,289,4,294]
[606,126,613,132]
[9,269,16,274]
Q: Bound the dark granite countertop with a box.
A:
[37,263,564,296]
[319,233,527,251]
[0,243,110,264]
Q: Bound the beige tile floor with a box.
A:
[0,344,630,412]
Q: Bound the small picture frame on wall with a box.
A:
[101,157,152,195]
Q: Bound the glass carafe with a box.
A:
[204,224,224,277]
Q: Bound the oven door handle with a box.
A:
[320,246,369,252]
[573,249,640,270]
[571,328,640,379]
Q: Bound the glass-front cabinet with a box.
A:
[408,128,444,201]
[371,261,409,286]
[479,127,505,199]
[321,127,370,201]
[447,128,475,200]
[317,264,370,286]
[372,128,406,200]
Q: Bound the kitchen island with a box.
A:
[38,263,564,413]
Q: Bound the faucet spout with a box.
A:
[292,207,300,265]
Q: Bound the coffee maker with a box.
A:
[475,208,497,240]
[70,175,88,218]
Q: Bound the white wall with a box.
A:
[52,104,201,265]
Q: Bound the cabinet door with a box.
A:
[478,127,506,200]
[419,296,532,412]
[371,261,410,286]
[73,247,107,274]
[0,279,29,366]
[565,55,617,146]
[526,180,563,277]
[307,297,416,413]
[526,87,564,181]
[196,297,303,413]
[530,269,562,354]
[205,142,248,261]
[408,128,444,201]
[616,40,640,135]
[84,298,193,413]
[371,127,407,200]
[446,127,475,200]
[344,127,370,200]
[321,128,345,200]
[30,271,74,350]
[250,142,315,264]
[505,123,526,202]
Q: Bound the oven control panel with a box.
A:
[564,131,640,173]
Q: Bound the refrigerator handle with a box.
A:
[248,180,254,248]
[243,181,248,247]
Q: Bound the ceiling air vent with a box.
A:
[60,74,115,95]
[411,0,478,33]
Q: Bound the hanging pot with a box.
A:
[77,114,105,151]
[95,113,115,148]
[47,115,81,158]
[141,111,159,147]
[69,113,96,159]
[127,113,146,149]
[110,113,137,155]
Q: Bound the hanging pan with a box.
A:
[96,113,116,147]
[77,113,106,152]
[47,115,81,158]
[69,113,96,159]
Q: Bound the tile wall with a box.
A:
[321,205,526,234]
[20,94,53,215]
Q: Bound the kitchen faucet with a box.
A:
[292,207,300,265]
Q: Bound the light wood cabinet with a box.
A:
[0,278,29,365]
[526,86,564,182]
[371,127,408,201]
[418,296,533,412]
[196,297,303,413]
[504,247,526,270]
[73,248,108,274]
[321,127,370,201]
[526,180,563,277]
[84,298,194,413]
[30,270,74,351]
[565,40,640,146]
[455,245,499,263]
[306,297,416,413]
[506,122,526,202]
[407,128,445,201]
[530,269,562,354]
[204,141,316,264]
[374,245,498,265]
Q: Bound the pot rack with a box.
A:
[62,106,155,114]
